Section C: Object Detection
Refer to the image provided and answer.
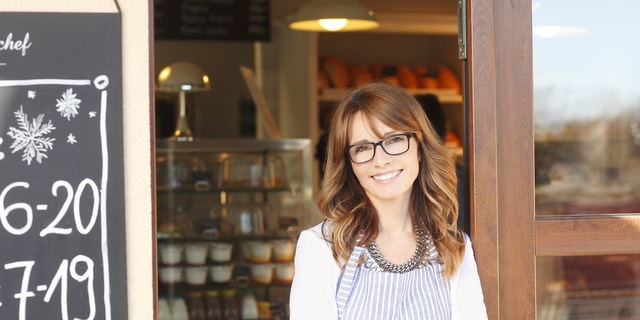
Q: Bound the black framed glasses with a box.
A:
[346,133,413,164]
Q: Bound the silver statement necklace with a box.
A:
[366,225,432,273]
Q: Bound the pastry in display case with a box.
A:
[156,139,312,318]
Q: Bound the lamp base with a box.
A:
[168,90,195,142]
[169,120,194,141]
[168,135,194,142]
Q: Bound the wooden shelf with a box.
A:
[157,234,294,243]
[318,87,462,104]
[156,187,298,195]
[367,13,459,35]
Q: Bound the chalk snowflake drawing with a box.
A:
[89,111,97,118]
[67,133,77,144]
[7,106,56,165]
[27,90,36,99]
[56,88,81,120]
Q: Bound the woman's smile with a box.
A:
[372,169,402,181]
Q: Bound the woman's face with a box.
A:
[347,111,420,207]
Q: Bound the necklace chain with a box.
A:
[366,225,432,273]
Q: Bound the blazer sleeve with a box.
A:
[289,227,342,320]
[450,234,488,320]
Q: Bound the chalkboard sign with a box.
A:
[0,12,127,320]
[154,0,270,41]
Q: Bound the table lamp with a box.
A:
[157,61,211,141]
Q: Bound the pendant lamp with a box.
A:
[289,0,379,32]
[156,61,210,141]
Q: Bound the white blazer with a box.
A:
[289,222,488,320]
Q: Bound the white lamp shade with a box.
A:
[289,0,379,32]
[157,61,211,92]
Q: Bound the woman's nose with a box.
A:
[372,144,392,166]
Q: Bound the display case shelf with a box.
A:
[156,139,311,309]
[159,282,291,294]
[318,87,462,103]
[157,233,298,243]
[157,187,299,194]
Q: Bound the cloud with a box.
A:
[534,26,590,38]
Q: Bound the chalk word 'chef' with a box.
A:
[0,33,32,56]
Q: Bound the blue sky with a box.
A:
[533,0,640,125]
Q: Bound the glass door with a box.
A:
[466,0,640,318]
[532,1,640,319]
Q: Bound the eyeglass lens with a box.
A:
[349,134,410,163]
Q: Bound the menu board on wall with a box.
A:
[154,0,270,41]
[0,12,128,320]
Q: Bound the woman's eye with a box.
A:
[388,136,403,144]
[354,145,370,153]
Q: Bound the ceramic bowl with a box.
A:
[210,264,234,283]
[159,266,183,284]
[185,266,208,285]
[185,243,208,265]
[250,241,273,263]
[158,244,183,265]
[210,242,233,262]
[274,262,294,283]
[250,263,274,285]
[272,240,295,263]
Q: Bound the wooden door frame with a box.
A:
[466,0,536,319]
[467,1,640,319]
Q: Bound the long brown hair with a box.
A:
[318,82,465,279]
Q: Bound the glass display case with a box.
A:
[156,139,312,319]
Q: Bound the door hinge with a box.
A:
[458,0,467,60]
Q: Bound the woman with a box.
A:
[290,82,487,320]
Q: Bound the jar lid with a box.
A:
[222,289,235,296]
[205,290,219,297]
[257,301,270,308]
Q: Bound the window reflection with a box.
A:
[537,255,640,320]
[533,0,640,216]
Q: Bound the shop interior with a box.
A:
[154,0,465,319]
[152,0,640,319]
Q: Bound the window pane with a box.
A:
[533,0,640,216]
[537,255,640,319]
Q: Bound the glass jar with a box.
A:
[222,290,239,320]
[210,204,266,236]
[257,301,272,319]
[204,291,222,320]
[186,292,206,320]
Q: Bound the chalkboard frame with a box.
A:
[0,12,128,320]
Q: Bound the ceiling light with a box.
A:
[289,0,379,32]
[319,19,348,31]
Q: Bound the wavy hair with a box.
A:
[318,82,465,279]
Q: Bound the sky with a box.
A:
[532,0,640,126]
